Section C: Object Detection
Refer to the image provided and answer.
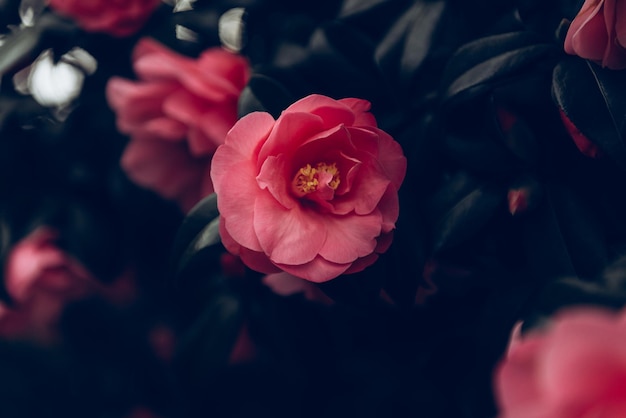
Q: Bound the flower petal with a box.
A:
[220,220,280,274]
[343,253,379,275]
[213,160,263,252]
[565,0,606,59]
[276,256,351,283]
[256,154,297,209]
[338,97,377,127]
[121,139,205,211]
[258,112,324,163]
[375,129,408,189]
[616,0,626,46]
[317,211,382,264]
[218,112,275,161]
[254,193,326,265]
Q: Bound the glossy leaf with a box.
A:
[429,172,504,252]
[170,194,223,279]
[553,57,626,170]
[441,31,557,106]
[0,12,77,77]
[374,0,446,90]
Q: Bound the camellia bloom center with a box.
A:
[292,162,341,198]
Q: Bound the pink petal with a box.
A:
[540,311,625,403]
[221,221,281,277]
[276,256,351,283]
[374,128,408,190]
[564,0,606,59]
[309,170,337,201]
[219,219,242,256]
[495,336,550,418]
[5,228,62,300]
[343,253,379,275]
[615,0,626,46]
[106,78,175,127]
[194,104,239,151]
[375,231,394,253]
[256,154,297,209]
[338,97,377,127]
[258,112,325,164]
[376,185,400,233]
[135,117,188,141]
[212,159,263,252]
[133,46,194,83]
[4,227,94,303]
[133,37,171,62]
[285,94,351,117]
[174,49,248,101]
[239,247,281,274]
[317,211,382,264]
[287,125,358,178]
[253,193,326,265]
[197,49,249,91]
[162,89,209,127]
[216,112,275,162]
[601,0,626,68]
[333,162,391,215]
[346,127,381,158]
[186,128,218,159]
[121,139,205,211]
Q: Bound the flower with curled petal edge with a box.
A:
[211,94,407,283]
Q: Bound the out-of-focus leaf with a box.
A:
[36,197,124,283]
[174,292,245,382]
[521,276,626,334]
[522,184,582,281]
[238,73,295,118]
[375,0,446,90]
[0,12,77,77]
[551,184,607,278]
[429,172,504,252]
[553,57,626,170]
[170,193,223,278]
[441,31,557,106]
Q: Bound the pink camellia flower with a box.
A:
[107,38,249,212]
[564,0,626,69]
[0,227,97,343]
[495,307,626,418]
[211,94,407,283]
[48,0,161,37]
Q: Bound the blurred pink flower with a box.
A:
[564,0,626,69]
[107,38,249,212]
[211,94,407,283]
[48,0,160,37]
[0,227,96,343]
[495,307,626,418]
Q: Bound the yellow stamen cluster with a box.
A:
[293,162,340,195]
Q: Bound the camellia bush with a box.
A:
[2,0,626,417]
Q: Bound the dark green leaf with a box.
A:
[170,194,222,278]
[553,57,626,170]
